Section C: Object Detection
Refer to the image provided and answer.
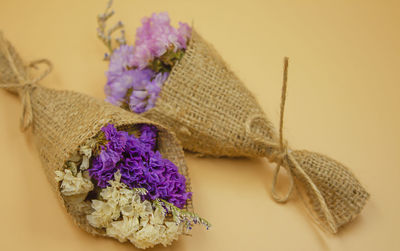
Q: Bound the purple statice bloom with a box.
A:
[107,45,134,80]
[139,150,191,208]
[104,70,136,106]
[89,125,127,187]
[130,68,155,90]
[127,68,155,113]
[130,12,191,69]
[101,124,129,154]
[105,68,156,107]
[104,13,189,111]
[129,72,168,113]
[88,124,191,208]
[139,124,158,151]
[90,147,119,188]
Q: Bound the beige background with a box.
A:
[1,0,399,250]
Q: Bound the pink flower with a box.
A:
[130,12,191,69]
[177,22,192,49]
[130,44,154,70]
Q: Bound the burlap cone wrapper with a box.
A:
[0,32,192,237]
[142,29,369,233]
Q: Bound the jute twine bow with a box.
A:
[245,57,337,233]
[0,35,52,131]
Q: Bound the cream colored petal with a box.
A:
[79,145,92,158]
[129,224,160,249]
[87,200,119,228]
[152,207,165,225]
[55,170,65,182]
[106,216,140,242]
[66,161,78,175]
[80,155,90,170]
[59,170,93,196]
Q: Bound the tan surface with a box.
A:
[0,0,399,250]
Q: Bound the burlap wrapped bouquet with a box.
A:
[100,8,369,233]
[0,32,210,248]
[147,30,371,233]
[145,30,370,233]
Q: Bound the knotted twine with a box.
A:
[0,49,52,130]
[244,57,295,204]
[141,29,370,233]
[0,32,193,237]
[245,57,338,233]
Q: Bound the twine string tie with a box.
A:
[245,57,337,233]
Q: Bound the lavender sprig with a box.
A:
[97,0,126,60]
[118,186,210,229]
[155,198,212,230]
[131,187,148,196]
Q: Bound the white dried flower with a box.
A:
[161,222,181,246]
[79,144,93,170]
[129,221,181,249]
[151,207,165,225]
[100,171,135,207]
[129,224,164,249]
[87,199,120,228]
[106,216,140,242]
[55,169,93,196]
[86,171,183,248]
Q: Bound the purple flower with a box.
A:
[129,72,168,113]
[104,70,136,106]
[139,124,158,150]
[104,13,190,113]
[107,45,134,80]
[101,124,129,154]
[90,149,119,188]
[88,124,191,208]
[127,69,155,113]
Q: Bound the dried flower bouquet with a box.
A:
[0,31,209,249]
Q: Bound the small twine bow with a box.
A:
[0,34,52,131]
[245,57,337,233]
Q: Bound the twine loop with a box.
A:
[246,112,295,203]
[245,57,294,203]
[245,57,337,233]
[268,140,295,203]
[0,34,52,131]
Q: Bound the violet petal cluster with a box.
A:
[89,124,191,208]
[105,69,136,106]
[129,71,169,113]
[107,45,135,80]
[105,69,167,112]
[104,12,191,114]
